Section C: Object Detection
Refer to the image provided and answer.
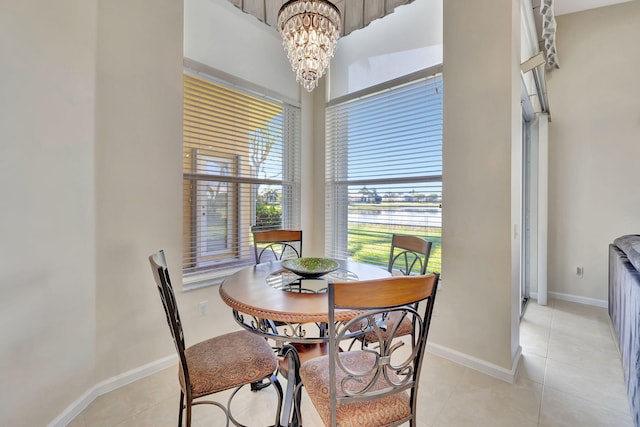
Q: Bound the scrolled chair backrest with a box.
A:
[253,229,303,264]
[388,233,433,276]
[326,273,439,426]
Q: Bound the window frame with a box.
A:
[325,66,443,273]
[182,62,301,289]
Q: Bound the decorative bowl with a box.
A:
[282,257,339,278]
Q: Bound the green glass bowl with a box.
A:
[282,257,339,278]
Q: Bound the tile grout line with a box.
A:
[536,301,553,427]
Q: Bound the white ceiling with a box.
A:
[553,0,634,15]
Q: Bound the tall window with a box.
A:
[183,72,301,280]
[325,70,443,273]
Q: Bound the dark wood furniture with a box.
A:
[219,259,390,426]
[253,229,303,264]
[352,234,434,347]
[299,273,440,426]
[388,233,433,276]
[149,250,282,426]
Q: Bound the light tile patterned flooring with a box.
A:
[68,299,634,426]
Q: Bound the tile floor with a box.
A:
[68,299,634,426]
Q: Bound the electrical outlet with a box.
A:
[576,267,584,278]
[199,300,208,316]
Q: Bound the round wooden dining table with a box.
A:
[219,258,391,330]
[219,259,390,427]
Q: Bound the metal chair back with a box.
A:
[326,273,439,426]
[388,233,432,275]
[148,251,192,415]
[149,250,283,426]
[253,229,302,264]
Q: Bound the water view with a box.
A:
[348,206,442,228]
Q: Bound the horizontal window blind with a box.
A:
[183,73,301,277]
[326,73,443,273]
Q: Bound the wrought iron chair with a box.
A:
[350,234,433,348]
[253,229,302,264]
[252,229,326,424]
[299,273,440,426]
[253,229,304,323]
[388,233,432,276]
[252,229,308,395]
[148,250,282,426]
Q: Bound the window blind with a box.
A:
[183,72,301,278]
[325,72,443,273]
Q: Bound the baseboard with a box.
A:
[530,291,608,308]
[50,341,526,425]
[427,342,522,384]
[48,354,177,427]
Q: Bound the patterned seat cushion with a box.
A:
[179,330,277,398]
[364,311,413,343]
[300,351,411,426]
[348,311,414,345]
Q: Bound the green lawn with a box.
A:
[250,200,443,273]
[347,224,442,273]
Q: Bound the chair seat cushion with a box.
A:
[300,351,411,426]
[348,311,413,344]
[364,311,413,343]
[179,330,277,398]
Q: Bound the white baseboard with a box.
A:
[48,354,177,427]
[48,291,606,427]
[50,340,527,425]
[60,295,613,427]
[427,342,522,384]
[529,291,608,308]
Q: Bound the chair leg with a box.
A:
[292,383,303,427]
[185,398,192,427]
[269,373,284,427]
[291,382,304,427]
[178,391,184,427]
[278,344,302,427]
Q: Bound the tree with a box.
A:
[360,186,371,202]
[250,127,280,227]
[250,127,276,179]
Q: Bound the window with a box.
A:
[183,72,301,282]
[325,70,443,273]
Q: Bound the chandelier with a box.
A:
[277,0,342,92]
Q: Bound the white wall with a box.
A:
[329,0,443,99]
[184,0,300,102]
[1,0,204,423]
[547,1,640,302]
[0,1,97,425]
[436,0,521,372]
[94,0,185,381]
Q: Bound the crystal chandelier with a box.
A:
[277,0,342,92]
